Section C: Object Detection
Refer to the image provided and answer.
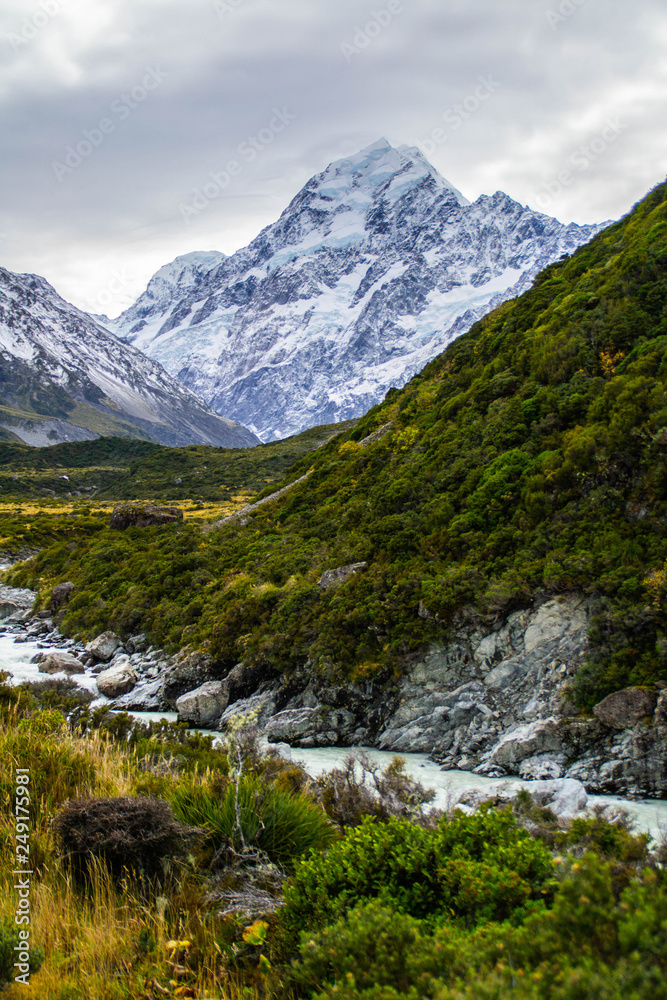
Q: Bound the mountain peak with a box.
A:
[106,143,608,441]
[151,250,226,287]
[311,138,470,209]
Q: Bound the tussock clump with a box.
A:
[53,795,202,886]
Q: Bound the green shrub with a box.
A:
[0,915,44,986]
[169,774,335,868]
[291,901,439,998]
[279,810,554,947]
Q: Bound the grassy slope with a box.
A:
[7,181,667,706]
[0,421,357,502]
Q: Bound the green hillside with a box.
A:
[0,421,357,502]
[8,180,667,707]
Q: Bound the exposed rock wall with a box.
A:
[162,593,666,798]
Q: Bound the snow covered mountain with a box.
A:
[0,266,259,448]
[106,139,610,441]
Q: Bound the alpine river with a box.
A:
[2,631,666,844]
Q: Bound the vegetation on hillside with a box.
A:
[0,421,356,503]
[7,181,667,708]
[0,677,664,999]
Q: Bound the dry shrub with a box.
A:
[53,796,202,887]
[316,751,436,829]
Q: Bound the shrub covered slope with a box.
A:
[9,180,667,707]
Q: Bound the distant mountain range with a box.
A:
[0,267,259,448]
[103,138,610,441]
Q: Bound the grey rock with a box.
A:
[317,563,368,590]
[0,600,23,620]
[110,504,184,530]
[112,679,164,711]
[219,691,278,728]
[518,753,566,780]
[50,581,74,612]
[455,777,587,819]
[484,718,564,769]
[176,680,229,727]
[96,662,139,698]
[162,648,215,705]
[126,632,148,654]
[592,688,658,729]
[86,631,122,662]
[38,652,85,675]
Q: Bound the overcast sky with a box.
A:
[1,0,666,316]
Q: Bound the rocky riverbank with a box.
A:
[2,579,665,800]
[160,594,667,799]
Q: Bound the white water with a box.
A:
[1,630,666,843]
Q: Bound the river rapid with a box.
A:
[2,625,667,843]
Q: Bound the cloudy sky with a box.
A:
[1,0,666,316]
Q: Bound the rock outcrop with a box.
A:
[50,581,74,612]
[110,505,184,530]
[592,688,657,729]
[168,592,666,798]
[176,680,229,727]
[317,563,368,590]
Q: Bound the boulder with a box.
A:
[112,678,164,711]
[529,778,588,817]
[126,632,148,654]
[518,753,566,780]
[162,649,214,705]
[455,777,587,819]
[50,581,74,612]
[38,652,85,675]
[176,680,229,727]
[317,562,368,590]
[110,504,184,530]
[484,718,564,768]
[96,662,139,698]
[86,631,121,662]
[592,687,658,729]
[219,691,277,729]
[0,600,24,620]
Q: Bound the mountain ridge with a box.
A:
[0,265,259,448]
[105,138,610,440]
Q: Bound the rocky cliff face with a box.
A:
[158,594,665,798]
[106,139,608,441]
[0,266,259,448]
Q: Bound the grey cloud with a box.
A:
[0,0,665,312]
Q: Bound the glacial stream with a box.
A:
[2,630,667,843]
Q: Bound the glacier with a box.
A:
[104,138,611,441]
